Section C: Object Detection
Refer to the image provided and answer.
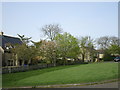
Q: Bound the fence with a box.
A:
[2,64,55,74]
[2,62,88,74]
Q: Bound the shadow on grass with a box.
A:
[2,63,88,85]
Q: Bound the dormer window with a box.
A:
[6,47,9,50]
[5,44,13,50]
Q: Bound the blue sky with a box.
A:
[2,2,118,42]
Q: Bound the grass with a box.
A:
[2,62,118,88]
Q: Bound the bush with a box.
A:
[103,51,114,61]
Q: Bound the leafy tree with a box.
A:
[103,50,114,61]
[12,44,37,66]
[108,44,120,56]
[35,40,57,66]
[97,36,120,61]
[12,44,27,66]
[54,32,80,65]
[78,36,95,62]
[41,24,63,41]
[11,35,34,66]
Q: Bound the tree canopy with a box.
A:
[54,32,80,64]
[6,24,120,67]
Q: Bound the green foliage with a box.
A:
[78,36,95,62]
[108,44,120,55]
[97,36,119,50]
[3,62,118,87]
[40,40,57,64]
[9,28,120,67]
[11,35,36,65]
[11,44,37,65]
[102,42,120,61]
[54,32,80,64]
[103,50,115,61]
[32,40,58,65]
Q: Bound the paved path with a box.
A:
[65,81,119,88]
[4,82,120,89]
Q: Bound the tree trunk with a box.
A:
[15,54,19,66]
[63,57,66,65]
[53,59,56,67]
[82,54,85,62]
[22,60,25,66]
[53,55,56,66]
[28,59,31,65]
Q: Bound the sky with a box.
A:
[2,2,118,42]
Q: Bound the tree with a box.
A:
[78,36,95,62]
[96,36,119,50]
[96,36,110,50]
[109,36,119,45]
[11,35,34,66]
[11,43,37,66]
[54,32,80,65]
[96,36,120,61]
[12,44,27,66]
[102,50,114,61]
[30,41,44,64]
[108,44,120,56]
[35,40,57,66]
[41,24,63,41]
[17,34,32,45]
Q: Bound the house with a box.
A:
[0,32,22,67]
[78,47,97,62]
[93,49,105,62]
[97,50,104,59]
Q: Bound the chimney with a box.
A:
[0,32,3,35]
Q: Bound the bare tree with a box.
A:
[109,36,119,45]
[96,36,119,50]
[41,24,63,41]
[96,36,110,50]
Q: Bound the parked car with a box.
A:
[114,56,120,62]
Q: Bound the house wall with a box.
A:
[0,35,2,47]
[0,46,4,67]
[0,36,2,89]
[78,52,92,62]
[4,53,14,66]
[0,35,2,67]
[0,50,2,67]
[99,54,104,59]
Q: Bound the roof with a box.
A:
[96,49,105,54]
[0,35,22,49]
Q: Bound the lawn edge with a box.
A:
[3,78,119,89]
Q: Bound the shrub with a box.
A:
[103,50,114,61]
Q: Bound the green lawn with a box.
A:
[2,62,118,88]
